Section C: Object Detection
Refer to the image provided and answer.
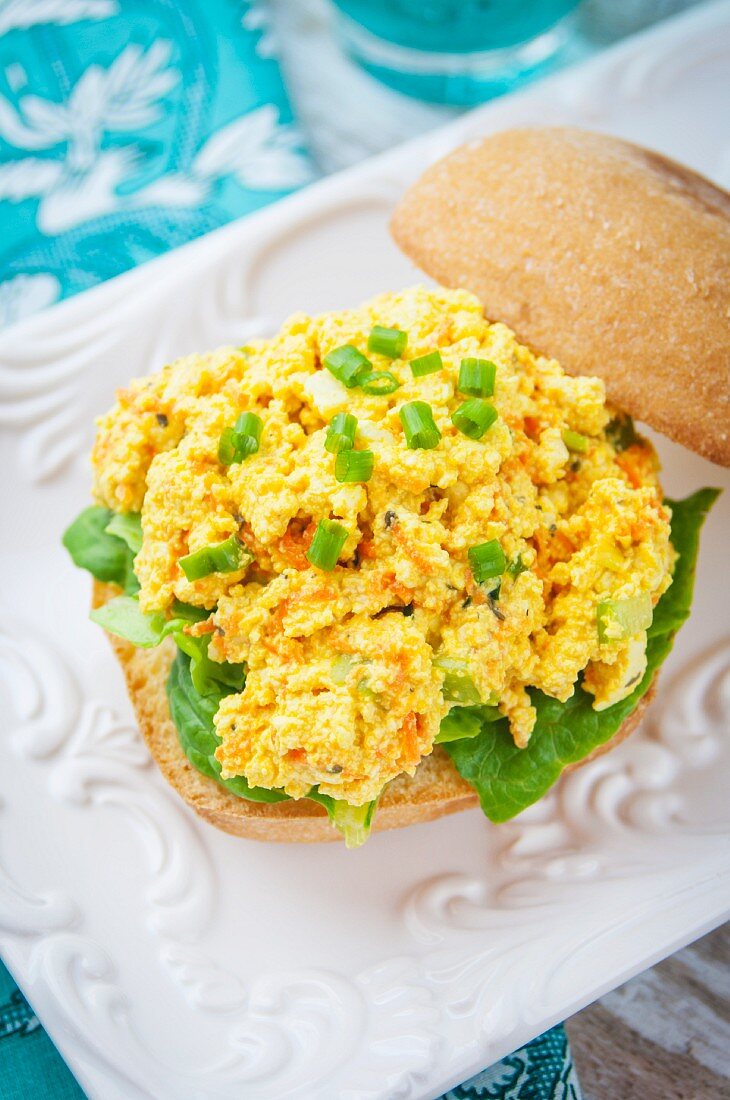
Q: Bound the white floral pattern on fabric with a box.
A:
[242,0,281,60]
[0,272,60,323]
[0,46,312,234]
[0,0,314,325]
[438,1025,582,1100]
[0,0,118,35]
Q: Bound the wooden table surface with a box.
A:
[567,922,730,1099]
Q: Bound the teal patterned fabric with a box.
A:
[0,0,313,327]
[0,2,582,1097]
[437,1025,582,1099]
[0,961,84,1099]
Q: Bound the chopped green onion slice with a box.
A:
[435,703,502,743]
[399,400,441,450]
[217,427,238,465]
[451,398,498,440]
[306,519,348,571]
[458,358,497,397]
[506,553,528,580]
[218,411,263,465]
[235,411,263,449]
[324,345,372,389]
[325,412,358,454]
[360,370,400,395]
[335,448,374,483]
[409,350,443,378]
[468,539,506,584]
[433,657,482,705]
[180,535,247,581]
[597,594,653,643]
[368,325,407,359]
[562,428,589,453]
[170,598,209,622]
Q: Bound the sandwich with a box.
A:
[63,128,726,846]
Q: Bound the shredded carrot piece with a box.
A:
[550,531,574,560]
[616,445,652,490]
[185,618,215,637]
[239,522,267,559]
[357,537,377,561]
[380,574,412,605]
[392,525,436,575]
[278,520,316,570]
[399,712,420,767]
[523,415,541,440]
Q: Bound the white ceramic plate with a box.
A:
[1,5,729,1098]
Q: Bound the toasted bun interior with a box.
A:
[94,582,654,842]
[391,127,730,467]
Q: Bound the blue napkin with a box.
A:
[0,4,581,1097]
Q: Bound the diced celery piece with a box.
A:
[434,657,482,705]
[331,655,355,684]
[562,429,589,453]
[597,594,653,643]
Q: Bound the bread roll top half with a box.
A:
[391,127,730,466]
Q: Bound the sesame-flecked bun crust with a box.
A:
[391,127,730,466]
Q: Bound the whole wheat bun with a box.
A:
[391,127,730,467]
[94,582,654,842]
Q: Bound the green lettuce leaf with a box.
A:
[62,505,140,594]
[105,512,143,554]
[65,505,377,842]
[166,648,378,841]
[173,632,246,697]
[90,595,188,648]
[166,647,288,804]
[435,703,502,744]
[443,488,720,823]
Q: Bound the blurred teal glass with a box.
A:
[330,0,582,104]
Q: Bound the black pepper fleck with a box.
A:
[374,602,414,619]
[487,597,505,621]
[156,413,168,427]
[384,510,397,529]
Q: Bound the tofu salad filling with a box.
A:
[64,287,717,845]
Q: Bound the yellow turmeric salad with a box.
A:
[86,286,677,809]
